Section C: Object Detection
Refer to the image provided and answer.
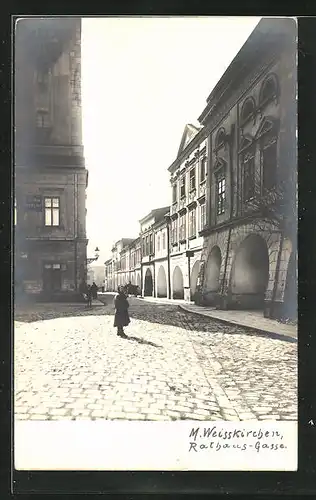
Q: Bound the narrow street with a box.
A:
[15,298,297,422]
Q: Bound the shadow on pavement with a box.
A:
[124,335,162,348]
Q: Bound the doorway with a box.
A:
[43,263,62,292]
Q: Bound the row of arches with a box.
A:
[144,233,295,316]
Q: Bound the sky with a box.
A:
[81,16,260,263]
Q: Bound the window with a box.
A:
[36,110,50,128]
[179,214,186,241]
[189,168,196,191]
[242,151,255,202]
[180,176,186,198]
[149,234,153,255]
[241,98,255,125]
[261,137,277,191]
[200,203,206,230]
[44,197,60,226]
[189,209,196,238]
[172,184,177,203]
[216,174,226,215]
[145,236,149,256]
[171,219,178,244]
[162,232,166,249]
[215,128,226,149]
[14,198,17,226]
[157,235,160,252]
[259,74,278,106]
[200,157,207,183]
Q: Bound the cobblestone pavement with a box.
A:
[14,298,297,422]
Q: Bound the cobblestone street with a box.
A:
[14,298,297,422]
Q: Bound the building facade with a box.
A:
[139,207,169,297]
[168,125,208,301]
[197,18,296,319]
[15,18,88,298]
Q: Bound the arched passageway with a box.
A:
[204,246,222,305]
[283,251,297,320]
[230,234,269,309]
[172,266,184,299]
[144,268,153,296]
[157,266,167,298]
[190,260,200,301]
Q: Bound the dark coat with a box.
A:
[114,293,130,327]
[91,283,98,299]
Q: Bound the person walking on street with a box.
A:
[86,285,93,308]
[91,281,98,300]
[114,286,130,338]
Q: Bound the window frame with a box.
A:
[189,167,196,192]
[44,196,60,227]
[242,148,256,203]
[180,175,186,199]
[216,172,226,216]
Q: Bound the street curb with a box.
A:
[178,305,297,343]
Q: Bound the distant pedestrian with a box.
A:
[91,281,98,300]
[79,280,88,302]
[114,286,130,338]
[86,285,93,308]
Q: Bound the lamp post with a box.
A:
[86,246,100,265]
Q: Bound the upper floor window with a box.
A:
[216,173,226,215]
[215,128,226,150]
[189,168,196,191]
[172,184,177,203]
[261,136,277,192]
[179,213,186,241]
[149,234,153,255]
[259,74,279,107]
[200,203,206,230]
[240,97,255,126]
[188,209,196,238]
[157,235,161,252]
[44,197,60,226]
[242,149,256,202]
[180,176,186,198]
[171,219,178,245]
[200,157,207,183]
[162,232,166,249]
[36,110,50,128]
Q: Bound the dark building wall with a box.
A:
[14,17,87,297]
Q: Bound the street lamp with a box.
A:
[86,246,100,265]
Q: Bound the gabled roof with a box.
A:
[139,206,170,225]
[177,124,202,157]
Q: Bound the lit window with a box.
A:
[44,197,60,226]
[14,198,17,226]
[216,174,226,215]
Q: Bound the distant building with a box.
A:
[139,207,170,296]
[104,238,135,292]
[167,125,207,301]
[15,18,88,298]
[87,265,104,287]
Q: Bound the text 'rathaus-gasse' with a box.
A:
[14,18,296,323]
